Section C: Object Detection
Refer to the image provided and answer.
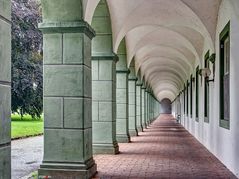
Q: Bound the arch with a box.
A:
[84,0,222,104]
[146,71,185,90]
[157,90,176,102]
[127,26,199,67]
[160,98,172,114]
[144,67,186,85]
[112,0,214,54]
[151,79,181,92]
[149,75,183,90]
[134,45,193,74]
[153,83,179,96]
[91,0,113,55]
[84,0,100,24]
[138,57,189,80]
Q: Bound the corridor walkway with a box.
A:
[94,115,237,179]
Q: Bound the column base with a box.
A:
[116,134,130,143]
[38,158,97,179]
[93,141,119,154]
[0,145,11,179]
[129,129,138,136]
[137,125,143,132]
[143,123,147,129]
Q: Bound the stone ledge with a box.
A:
[92,53,118,62]
[38,21,95,39]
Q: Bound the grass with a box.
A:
[11,114,43,139]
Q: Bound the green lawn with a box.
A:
[11,114,43,139]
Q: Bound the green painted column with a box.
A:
[136,80,143,132]
[149,93,153,122]
[92,55,119,154]
[152,96,156,119]
[116,39,130,143]
[128,66,138,136]
[141,86,147,129]
[38,1,97,178]
[144,89,148,126]
[145,88,150,126]
[91,0,119,154]
[0,0,11,178]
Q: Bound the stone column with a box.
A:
[136,80,143,132]
[116,70,130,142]
[116,39,130,142]
[92,55,119,154]
[38,1,96,178]
[149,93,153,122]
[0,1,11,178]
[153,96,156,118]
[144,89,148,126]
[145,89,150,126]
[128,67,138,136]
[141,86,147,129]
[91,0,119,154]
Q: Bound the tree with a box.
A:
[11,0,43,119]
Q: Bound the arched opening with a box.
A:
[160,98,172,114]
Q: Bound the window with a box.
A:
[220,21,230,129]
[195,66,199,121]
[183,85,186,115]
[186,81,189,116]
[204,51,210,123]
[190,75,193,118]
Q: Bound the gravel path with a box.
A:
[12,136,43,179]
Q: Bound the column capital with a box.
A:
[92,52,119,62]
[136,82,143,86]
[39,20,95,39]
[136,79,143,86]
[128,76,138,81]
[116,69,130,74]
[141,84,147,89]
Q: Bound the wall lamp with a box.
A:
[191,77,195,83]
[199,68,212,84]
[199,68,211,78]
[208,53,216,82]
[199,53,216,83]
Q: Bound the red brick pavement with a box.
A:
[93,114,237,179]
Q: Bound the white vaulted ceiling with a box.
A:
[83,0,222,101]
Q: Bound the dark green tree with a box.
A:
[11,0,43,119]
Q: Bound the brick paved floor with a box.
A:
[93,114,237,179]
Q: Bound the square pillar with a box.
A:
[136,81,143,132]
[144,90,148,126]
[38,21,97,179]
[116,70,130,142]
[92,54,119,154]
[0,1,11,178]
[149,93,153,122]
[146,91,150,125]
[128,77,138,136]
[141,86,147,129]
